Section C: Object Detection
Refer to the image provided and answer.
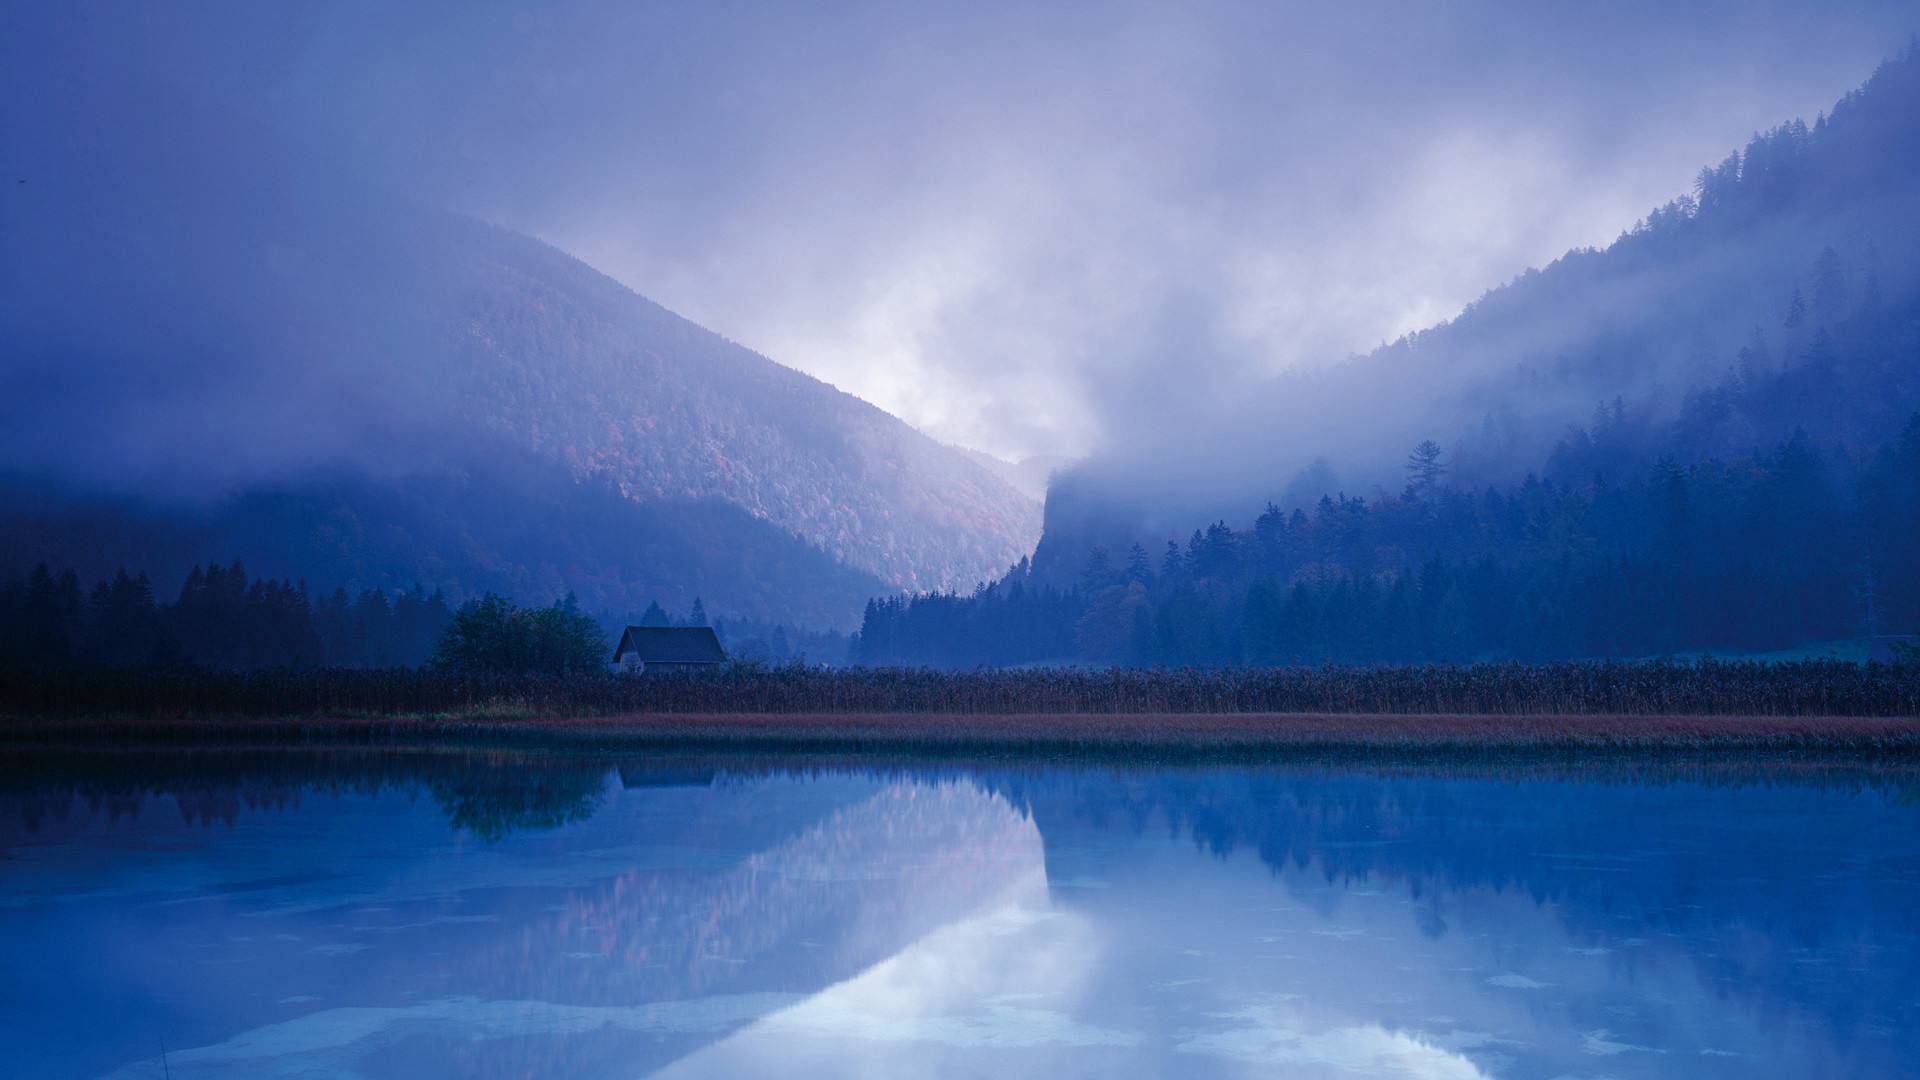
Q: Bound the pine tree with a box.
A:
[1080,547,1113,593]
[1405,440,1447,497]
[1784,287,1807,331]
[1161,539,1184,579]
[1811,246,1848,324]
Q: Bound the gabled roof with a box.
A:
[614,625,728,665]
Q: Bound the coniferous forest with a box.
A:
[0,559,841,675]
[857,414,1920,668]
[847,49,1920,671]
[0,561,456,671]
[850,48,1920,670]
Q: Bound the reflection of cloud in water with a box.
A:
[652,892,1135,1078]
[14,756,1920,1078]
[1582,1029,1668,1056]
[1485,973,1552,989]
[1176,998,1491,1078]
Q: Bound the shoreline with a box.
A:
[6,711,1919,759]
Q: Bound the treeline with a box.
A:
[858,413,1920,668]
[0,559,851,675]
[2,660,1915,718]
[0,561,453,670]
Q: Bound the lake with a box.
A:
[2,747,1916,1078]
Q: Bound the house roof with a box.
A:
[614,625,728,665]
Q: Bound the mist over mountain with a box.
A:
[3,7,1916,659]
[858,47,1920,666]
[0,92,1038,627]
[1031,46,1920,580]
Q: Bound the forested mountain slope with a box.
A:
[858,46,1920,665]
[441,221,1040,592]
[1,93,1038,625]
[1033,45,1920,582]
[0,451,887,632]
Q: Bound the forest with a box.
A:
[846,52,1920,670]
[855,290,1920,667]
[0,561,455,671]
[0,560,836,674]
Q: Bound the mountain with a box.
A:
[856,46,1920,665]
[1031,45,1920,581]
[436,220,1041,593]
[0,95,1039,627]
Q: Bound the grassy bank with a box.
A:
[8,711,1920,759]
[3,659,1918,720]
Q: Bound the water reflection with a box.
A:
[0,750,1915,1077]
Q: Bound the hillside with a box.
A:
[442,221,1041,592]
[858,46,1920,665]
[1032,45,1920,579]
[0,95,1039,625]
[0,449,889,631]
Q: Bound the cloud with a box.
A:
[10,2,1910,467]
[1176,998,1495,1078]
[652,890,1130,1077]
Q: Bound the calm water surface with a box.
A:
[2,748,1917,1078]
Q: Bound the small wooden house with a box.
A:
[613,626,728,673]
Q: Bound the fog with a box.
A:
[6,2,1913,469]
[6,1,1920,594]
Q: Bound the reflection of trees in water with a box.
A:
[0,748,614,843]
[428,767,609,841]
[4,751,1051,1080]
[388,778,1044,1080]
[987,763,1920,1058]
[1,751,1044,1002]
[9,747,1916,1057]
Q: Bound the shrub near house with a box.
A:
[432,594,608,676]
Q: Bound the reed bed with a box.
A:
[8,711,1918,758]
[2,659,1916,720]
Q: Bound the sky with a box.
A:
[7,1,1915,463]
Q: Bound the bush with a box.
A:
[431,594,608,676]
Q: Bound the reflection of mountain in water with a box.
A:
[10,751,1919,1077]
[300,775,1048,1080]
[989,765,1920,1063]
[481,778,1044,1005]
[7,754,1046,1079]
